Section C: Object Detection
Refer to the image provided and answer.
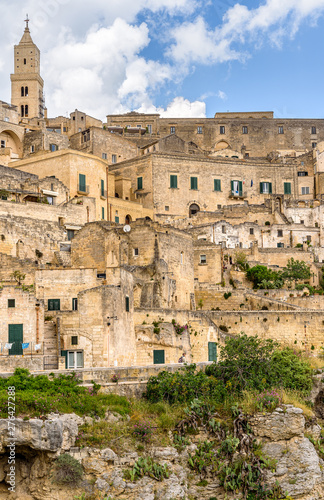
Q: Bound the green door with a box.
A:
[153,350,165,364]
[8,324,23,355]
[61,350,68,368]
[208,342,217,362]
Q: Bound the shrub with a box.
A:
[124,457,169,482]
[255,389,281,412]
[133,419,154,442]
[219,325,228,332]
[271,348,313,395]
[223,292,232,300]
[53,453,83,485]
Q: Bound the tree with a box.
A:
[282,258,311,282]
[11,270,26,285]
[246,265,283,289]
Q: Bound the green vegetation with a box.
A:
[124,457,170,481]
[0,369,130,418]
[52,453,83,485]
[246,258,311,289]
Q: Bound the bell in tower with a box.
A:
[10,16,45,120]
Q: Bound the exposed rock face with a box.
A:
[0,407,323,499]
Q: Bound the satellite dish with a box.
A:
[123,225,131,233]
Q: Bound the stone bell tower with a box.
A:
[10,16,45,120]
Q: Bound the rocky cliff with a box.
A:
[0,405,323,500]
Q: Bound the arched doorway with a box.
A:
[275,197,282,212]
[189,203,200,218]
[125,214,132,224]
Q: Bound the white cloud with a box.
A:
[217,90,227,100]
[137,96,206,117]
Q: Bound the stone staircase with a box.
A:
[54,250,72,267]
[43,321,59,370]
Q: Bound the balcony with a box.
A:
[229,190,247,199]
[77,184,89,195]
[100,190,107,200]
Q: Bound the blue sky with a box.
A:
[0,0,324,120]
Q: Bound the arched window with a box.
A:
[25,105,28,117]
[21,86,24,97]
[125,215,132,224]
[21,105,24,117]
[25,86,28,96]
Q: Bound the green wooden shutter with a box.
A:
[79,174,86,191]
[61,350,68,369]
[239,181,243,196]
[284,182,291,194]
[8,324,23,355]
[125,296,130,312]
[214,179,221,191]
[170,175,177,188]
[137,177,143,190]
[48,299,60,311]
[260,182,263,194]
[269,182,272,194]
[102,207,105,220]
[153,350,165,364]
[231,180,234,193]
[190,177,198,190]
[101,179,104,196]
[208,342,217,362]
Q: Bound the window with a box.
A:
[190,176,198,190]
[50,144,58,152]
[100,179,105,197]
[112,154,117,163]
[260,182,272,194]
[8,299,15,308]
[214,179,221,192]
[72,298,78,311]
[250,228,254,235]
[125,296,130,312]
[21,86,24,96]
[312,142,317,148]
[21,105,24,117]
[78,174,86,193]
[134,248,139,256]
[24,105,28,117]
[153,350,165,364]
[137,177,143,190]
[48,299,60,311]
[102,153,107,160]
[115,214,119,223]
[245,152,250,158]
[277,230,283,237]
[300,220,304,225]
[298,171,308,176]
[102,207,105,220]
[180,252,184,264]
[301,187,310,195]
[222,225,226,234]
[217,204,222,209]
[200,255,207,264]
[277,243,284,248]
[197,126,203,134]
[170,175,178,189]
[24,58,26,64]
[30,145,35,153]
[231,180,243,197]
[66,351,84,369]
[170,126,175,134]
[67,230,75,241]
[71,336,78,345]
[311,126,316,134]
[307,235,311,242]
[0,140,5,148]
[242,126,248,134]
[4,117,9,122]
[278,126,284,134]
[147,124,152,134]
[284,182,291,195]
[208,342,217,362]
[165,206,169,211]
[220,126,225,134]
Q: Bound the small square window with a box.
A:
[300,220,304,224]
[250,228,254,235]
[112,154,117,163]
[311,126,316,134]
[277,242,284,248]
[165,206,169,211]
[242,126,248,134]
[312,142,317,149]
[134,248,139,256]
[200,255,207,264]
[277,230,283,237]
[220,126,225,134]
[0,140,5,148]
[8,299,15,308]
[71,336,78,345]
[170,126,176,134]
[217,204,222,209]
[197,126,203,134]
[102,153,107,160]
[278,126,284,134]
[245,153,249,158]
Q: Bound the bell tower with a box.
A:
[10,16,45,120]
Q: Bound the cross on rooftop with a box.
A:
[25,14,29,29]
